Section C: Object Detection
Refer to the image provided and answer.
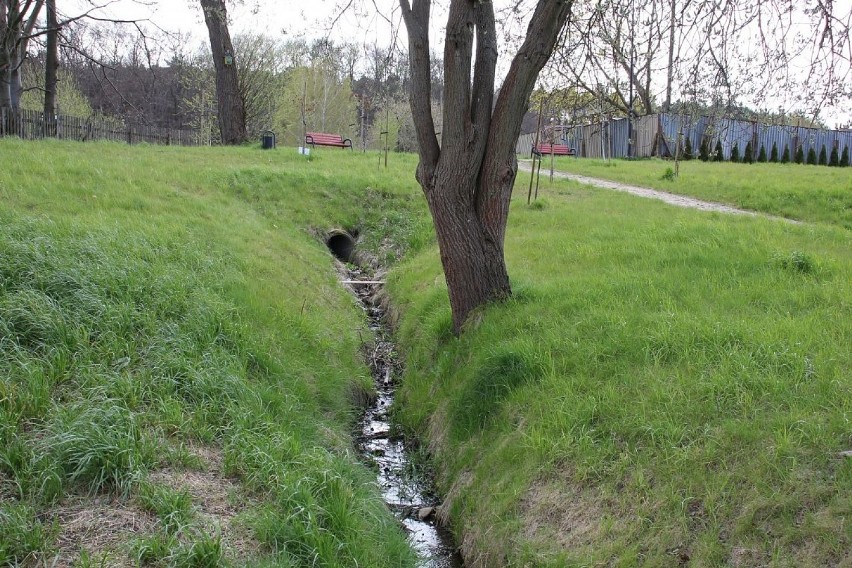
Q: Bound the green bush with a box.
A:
[730,142,740,162]
[769,142,779,162]
[757,145,767,162]
[841,146,850,167]
[699,138,710,161]
[807,147,818,165]
[714,139,724,162]
[743,141,753,163]
[794,145,804,164]
[683,136,693,160]
[829,146,839,167]
[818,145,827,165]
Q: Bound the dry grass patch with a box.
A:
[518,475,608,552]
[146,446,260,564]
[50,496,158,568]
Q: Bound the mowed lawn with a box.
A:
[533,157,852,229]
[390,173,851,566]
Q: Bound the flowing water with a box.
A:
[343,265,463,568]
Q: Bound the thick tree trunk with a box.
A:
[400,0,571,335]
[425,167,513,333]
[1,2,14,113]
[199,0,247,145]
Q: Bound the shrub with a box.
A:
[769,142,779,162]
[818,145,827,165]
[841,146,850,167]
[829,146,839,167]
[794,145,804,164]
[730,142,740,162]
[743,141,753,163]
[781,145,790,163]
[807,147,818,165]
[699,138,710,161]
[714,139,724,162]
[757,145,767,163]
[661,167,676,181]
[774,251,817,275]
[684,136,693,160]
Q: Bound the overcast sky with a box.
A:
[72,0,407,47]
[66,0,851,126]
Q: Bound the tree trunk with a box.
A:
[664,0,676,111]
[400,0,571,334]
[44,0,58,134]
[1,1,15,113]
[10,53,23,110]
[199,0,247,145]
[424,163,513,333]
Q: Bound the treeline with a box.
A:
[693,139,850,166]
[13,19,442,150]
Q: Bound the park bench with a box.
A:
[305,132,353,150]
[532,143,576,157]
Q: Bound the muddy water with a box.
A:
[343,266,463,568]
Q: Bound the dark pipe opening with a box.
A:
[326,230,356,263]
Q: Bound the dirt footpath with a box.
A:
[517,161,797,223]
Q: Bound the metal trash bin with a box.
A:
[261,130,276,150]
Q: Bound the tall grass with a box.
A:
[0,139,427,566]
[390,178,851,566]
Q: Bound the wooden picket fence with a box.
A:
[0,108,202,146]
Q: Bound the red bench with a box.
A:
[532,143,575,157]
[305,132,353,150]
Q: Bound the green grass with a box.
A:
[390,178,851,566]
[5,138,849,567]
[0,139,428,566]
[536,158,852,228]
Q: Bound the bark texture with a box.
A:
[400,0,572,334]
[200,0,247,145]
[2,2,38,108]
[43,0,57,129]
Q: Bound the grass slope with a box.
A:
[0,139,428,567]
[390,179,851,566]
[537,158,852,229]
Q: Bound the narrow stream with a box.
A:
[338,256,463,568]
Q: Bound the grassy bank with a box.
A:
[0,139,429,566]
[390,178,851,566]
[534,158,852,229]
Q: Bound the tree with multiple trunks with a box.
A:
[0,0,44,116]
[399,0,572,334]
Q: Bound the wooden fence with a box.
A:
[0,108,202,146]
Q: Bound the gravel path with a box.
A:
[517,161,797,222]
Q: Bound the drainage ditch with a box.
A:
[327,230,463,567]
